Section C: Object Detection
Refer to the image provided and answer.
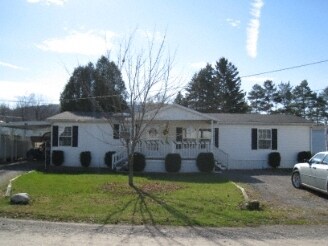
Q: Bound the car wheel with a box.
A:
[291,171,302,189]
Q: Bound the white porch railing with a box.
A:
[213,147,229,168]
[111,139,230,170]
[136,139,211,159]
[112,150,128,169]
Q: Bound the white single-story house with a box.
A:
[47,104,313,171]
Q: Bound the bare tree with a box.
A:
[14,93,59,121]
[115,31,175,186]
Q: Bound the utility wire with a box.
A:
[240,59,328,78]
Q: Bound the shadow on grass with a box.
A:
[100,184,205,245]
[101,183,201,226]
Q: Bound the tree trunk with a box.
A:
[127,140,134,186]
[128,154,133,186]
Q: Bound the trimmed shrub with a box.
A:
[52,150,64,166]
[297,151,312,163]
[268,152,281,168]
[165,153,181,173]
[196,152,215,172]
[80,151,91,167]
[132,152,146,172]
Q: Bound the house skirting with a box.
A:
[144,159,199,173]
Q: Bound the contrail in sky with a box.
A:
[246,0,264,58]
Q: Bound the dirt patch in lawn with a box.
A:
[100,182,185,195]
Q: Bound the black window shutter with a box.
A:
[72,126,78,147]
[176,127,183,142]
[272,129,278,150]
[214,128,219,148]
[113,124,120,139]
[52,125,58,147]
[251,128,257,150]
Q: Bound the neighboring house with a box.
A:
[0,121,50,162]
[47,104,313,171]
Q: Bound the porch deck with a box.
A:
[112,139,229,170]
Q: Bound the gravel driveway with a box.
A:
[225,169,328,223]
[0,161,44,195]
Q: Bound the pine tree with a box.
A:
[262,80,278,113]
[248,84,266,113]
[60,63,95,112]
[291,80,314,118]
[275,82,294,114]
[214,57,248,113]
[184,64,217,112]
[93,56,127,112]
[60,57,127,112]
[174,91,187,106]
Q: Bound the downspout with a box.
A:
[210,120,213,152]
[310,126,313,153]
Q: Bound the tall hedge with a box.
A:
[196,153,215,172]
[297,151,312,163]
[52,150,64,166]
[165,153,181,173]
[268,152,281,168]
[80,151,91,167]
[132,152,146,172]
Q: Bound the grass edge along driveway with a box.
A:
[0,171,293,227]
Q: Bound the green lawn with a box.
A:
[0,171,284,226]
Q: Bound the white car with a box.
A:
[291,151,328,194]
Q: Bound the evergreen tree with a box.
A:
[275,82,294,114]
[184,64,217,112]
[214,58,248,113]
[60,63,95,112]
[183,58,248,113]
[291,80,314,118]
[319,87,328,123]
[248,84,266,113]
[262,80,278,113]
[60,56,127,112]
[311,94,326,124]
[174,91,187,106]
[93,56,127,112]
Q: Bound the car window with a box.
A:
[309,153,325,164]
[322,155,328,165]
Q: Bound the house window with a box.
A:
[258,129,271,149]
[52,125,78,147]
[113,124,120,139]
[148,127,158,139]
[59,126,72,146]
[183,126,197,140]
[198,129,211,139]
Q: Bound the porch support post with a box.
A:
[210,120,214,152]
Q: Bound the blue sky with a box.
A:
[1,0,328,105]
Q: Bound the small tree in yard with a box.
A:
[115,32,174,186]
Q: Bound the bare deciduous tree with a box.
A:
[115,31,175,186]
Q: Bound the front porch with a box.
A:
[112,138,229,171]
[136,139,211,159]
